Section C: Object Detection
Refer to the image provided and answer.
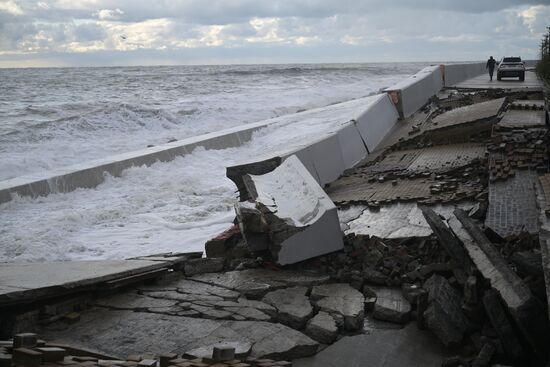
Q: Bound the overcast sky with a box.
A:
[1,0,549,67]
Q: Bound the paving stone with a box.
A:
[262,287,313,329]
[184,258,225,277]
[142,290,224,303]
[43,310,318,360]
[485,170,539,238]
[191,269,329,299]
[369,287,411,324]
[498,110,545,129]
[185,341,251,361]
[189,305,234,320]
[212,345,236,362]
[94,293,178,311]
[310,284,365,331]
[423,274,470,346]
[225,306,271,322]
[304,312,338,344]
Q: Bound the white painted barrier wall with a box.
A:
[443,63,485,87]
[9,60,508,204]
[0,120,273,204]
[385,65,443,118]
[226,94,400,190]
[354,93,400,152]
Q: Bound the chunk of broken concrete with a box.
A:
[183,257,225,276]
[185,341,251,360]
[451,209,548,361]
[369,287,411,324]
[262,286,314,329]
[238,155,344,265]
[423,274,470,346]
[305,311,338,344]
[311,283,365,331]
[190,268,329,299]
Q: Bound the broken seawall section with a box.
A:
[0,62,496,204]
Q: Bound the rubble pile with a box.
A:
[488,128,548,182]
[0,334,294,367]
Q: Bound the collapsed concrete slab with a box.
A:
[238,155,344,265]
[43,309,319,360]
[451,209,548,361]
[0,257,195,307]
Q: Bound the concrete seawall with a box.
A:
[0,61,525,203]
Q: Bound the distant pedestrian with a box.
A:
[486,56,496,81]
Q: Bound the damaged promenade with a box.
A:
[1,66,550,367]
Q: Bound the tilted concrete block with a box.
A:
[306,133,346,186]
[239,155,344,265]
[335,122,368,169]
[385,65,443,118]
[354,93,400,152]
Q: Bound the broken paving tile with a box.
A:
[262,287,314,329]
[304,312,338,344]
[94,293,178,311]
[310,283,365,331]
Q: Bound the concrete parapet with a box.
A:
[443,63,485,87]
[0,120,273,204]
[354,93,399,151]
[385,65,443,119]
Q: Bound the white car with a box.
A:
[497,57,525,81]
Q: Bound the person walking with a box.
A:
[486,56,496,81]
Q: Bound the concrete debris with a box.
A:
[481,289,524,362]
[369,287,411,324]
[262,286,314,329]
[310,283,365,331]
[453,209,548,361]
[183,257,225,276]
[238,155,344,265]
[304,312,338,344]
[423,274,470,346]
